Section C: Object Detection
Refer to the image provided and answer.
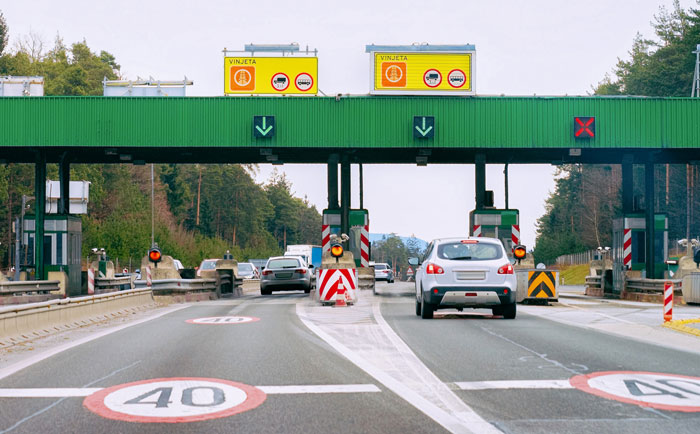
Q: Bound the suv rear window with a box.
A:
[375,264,387,270]
[267,258,300,269]
[437,242,502,261]
[238,263,253,272]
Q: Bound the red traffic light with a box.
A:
[330,244,344,258]
[513,245,527,260]
[148,248,162,263]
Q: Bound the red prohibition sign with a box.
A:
[423,69,442,88]
[294,73,314,91]
[270,73,290,92]
[447,69,466,88]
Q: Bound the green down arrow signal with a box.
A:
[415,117,433,137]
[256,117,273,136]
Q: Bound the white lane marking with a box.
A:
[0,388,102,397]
[454,380,574,390]
[0,384,380,397]
[0,305,188,381]
[257,384,381,394]
[557,302,638,324]
[297,302,500,434]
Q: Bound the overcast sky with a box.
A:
[3,0,696,248]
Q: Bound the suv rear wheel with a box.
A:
[420,297,435,319]
[502,302,516,319]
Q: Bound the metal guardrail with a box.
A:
[625,278,682,293]
[95,276,133,291]
[0,280,61,295]
[134,278,217,293]
[585,275,602,288]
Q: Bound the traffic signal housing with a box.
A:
[148,246,162,264]
[513,245,527,264]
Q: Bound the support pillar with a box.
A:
[327,155,339,210]
[622,154,634,213]
[475,154,486,210]
[340,158,351,239]
[645,161,655,279]
[34,151,46,280]
[59,153,70,214]
[504,163,509,210]
[359,163,364,210]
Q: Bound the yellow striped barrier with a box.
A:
[662,318,700,338]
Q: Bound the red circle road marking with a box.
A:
[570,371,700,412]
[84,377,266,423]
[186,316,260,325]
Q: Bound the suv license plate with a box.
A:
[456,271,485,280]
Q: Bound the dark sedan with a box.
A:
[260,256,312,295]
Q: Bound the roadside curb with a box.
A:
[662,318,700,338]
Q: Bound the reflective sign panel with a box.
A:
[224,57,318,95]
[370,52,474,95]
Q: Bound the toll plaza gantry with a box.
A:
[5,42,700,289]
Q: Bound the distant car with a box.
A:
[373,263,394,283]
[236,262,259,280]
[260,256,312,295]
[411,237,517,319]
[196,259,218,277]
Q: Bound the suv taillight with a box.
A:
[497,263,514,274]
[425,263,444,274]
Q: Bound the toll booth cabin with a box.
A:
[469,209,520,256]
[321,209,369,268]
[22,215,82,295]
[612,214,668,284]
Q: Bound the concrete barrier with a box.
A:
[0,288,155,347]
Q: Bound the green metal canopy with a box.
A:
[1,95,699,164]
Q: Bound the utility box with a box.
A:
[45,181,90,214]
[22,215,82,296]
[612,214,668,285]
[321,209,370,268]
[469,209,520,256]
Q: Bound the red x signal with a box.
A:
[574,117,595,138]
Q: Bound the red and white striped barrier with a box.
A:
[318,268,357,305]
[321,224,331,253]
[623,229,632,269]
[87,268,95,295]
[146,266,152,288]
[473,225,482,237]
[360,225,370,267]
[664,281,673,322]
[511,225,520,246]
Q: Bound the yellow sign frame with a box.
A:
[224,56,318,95]
[370,51,475,95]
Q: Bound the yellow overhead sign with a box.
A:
[371,52,474,95]
[224,57,318,95]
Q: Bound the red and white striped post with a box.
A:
[664,281,673,322]
[623,229,632,269]
[146,266,152,288]
[321,224,331,253]
[511,225,520,246]
[472,225,482,237]
[87,268,95,295]
[360,225,370,267]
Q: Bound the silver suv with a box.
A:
[409,237,517,319]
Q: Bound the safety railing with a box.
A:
[585,275,602,290]
[625,278,682,294]
[555,249,598,266]
[134,278,217,293]
[0,280,61,295]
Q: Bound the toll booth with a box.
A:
[321,209,369,268]
[22,215,82,295]
[612,214,668,291]
[469,209,520,255]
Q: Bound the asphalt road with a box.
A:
[1,282,699,433]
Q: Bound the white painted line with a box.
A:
[454,380,574,390]
[297,302,500,434]
[0,304,190,381]
[0,388,102,397]
[257,384,381,394]
[0,384,381,398]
